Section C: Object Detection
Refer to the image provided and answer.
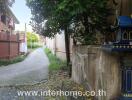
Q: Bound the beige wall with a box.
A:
[45,32,73,61]
[72,45,121,100]
[45,37,56,54]
[55,33,66,60]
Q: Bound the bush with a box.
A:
[27,32,41,49]
[27,42,42,49]
[27,32,39,43]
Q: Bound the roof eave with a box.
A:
[7,6,20,24]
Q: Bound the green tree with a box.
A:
[26,0,112,76]
[26,0,112,44]
[27,32,39,43]
[26,0,71,70]
[27,32,40,49]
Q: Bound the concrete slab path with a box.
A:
[0,48,49,86]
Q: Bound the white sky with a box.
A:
[10,0,33,32]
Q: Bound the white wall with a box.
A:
[55,33,66,60]
[45,32,73,61]
[45,37,56,54]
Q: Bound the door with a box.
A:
[122,68,132,94]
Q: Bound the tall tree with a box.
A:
[26,0,112,43]
[26,0,112,76]
[26,0,71,69]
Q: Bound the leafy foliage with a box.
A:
[27,32,39,43]
[26,0,112,44]
[26,32,41,49]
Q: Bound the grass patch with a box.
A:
[44,48,67,71]
[0,54,27,66]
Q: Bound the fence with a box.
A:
[0,32,20,59]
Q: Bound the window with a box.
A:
[1,15,6,25]
[123,31,129,40]
[129,31,132,40]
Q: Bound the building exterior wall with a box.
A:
[0,21,9,31]
[0,15,15,35]
[0,2,19,34]
[72,45,121,100]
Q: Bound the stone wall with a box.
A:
[72,45,121,100]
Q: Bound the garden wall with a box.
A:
[0,32,20,59]
[72,45,121,100]
[45,33,73,61]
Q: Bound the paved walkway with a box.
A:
[0,48,49,86]
[0,87,45,100]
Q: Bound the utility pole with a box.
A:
[25,23,27,53]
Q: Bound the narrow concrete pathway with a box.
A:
[0,48,49,86]
[0,87,45,100]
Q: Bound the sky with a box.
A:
[10,0,32,32]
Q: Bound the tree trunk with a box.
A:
[64,27,71,77]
